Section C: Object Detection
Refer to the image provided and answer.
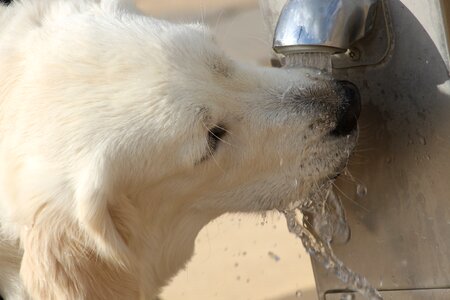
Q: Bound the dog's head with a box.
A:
[0,1,362,292]
[108,22,361,213]
[64,18,360,265]
[5,1,359,215]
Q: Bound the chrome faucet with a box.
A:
[270,0,379,55]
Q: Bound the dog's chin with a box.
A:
[267,176,329,213]
[333,129,359,173]
[332,158,350,179]
[276,154,354,212]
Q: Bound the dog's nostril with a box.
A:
[331,80,361,137]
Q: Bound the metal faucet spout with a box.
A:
[272,0,379,55]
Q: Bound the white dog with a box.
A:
[0,0,360,299]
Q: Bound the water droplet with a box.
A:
[341,292,355,300]
[268,251,281,262]
[345,149,351,158]
[356,184,367,198]
[295,290,303,297]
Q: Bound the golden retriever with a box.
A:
[0,0,360,298]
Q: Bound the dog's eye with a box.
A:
[207,125,227,152]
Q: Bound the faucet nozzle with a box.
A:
[273,0,379,55]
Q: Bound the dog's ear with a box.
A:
[74,154,131,267]
[20,152,138,298]
[20,205,139,299]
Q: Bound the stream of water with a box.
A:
[283,202,382,300]
[284,52,333,73]
[282,53,381,300]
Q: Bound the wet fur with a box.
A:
[0,0,357,299]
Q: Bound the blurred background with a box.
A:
[134,1,318,300]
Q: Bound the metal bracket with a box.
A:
[332,0,394,69]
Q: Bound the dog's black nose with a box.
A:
[331,80,361,136]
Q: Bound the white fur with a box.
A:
[0,0,357,299]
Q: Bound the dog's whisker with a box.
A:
[332,182,370,212]
[214,9,226,33]
[343,168,366,187]
[201,121,236,149]
[352,148,375,153]
[221,15,239,46]
[244,35,271,47]
[212,123,234,136]
[349,152,367,158]
[206,143,225,173]
[200,4,205,25]
[334,174,356,184]
[346,162,369,167]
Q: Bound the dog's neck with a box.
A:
[126,191,221,297]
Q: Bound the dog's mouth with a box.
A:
[331,157,351,180]
[286,136,357,213]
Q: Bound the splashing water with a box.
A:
[284,52,333,74]
[283,186,382,300]
[295,186,350,245]
[281,51,380,299]
[356,184,368,198]
[341,293,356,300]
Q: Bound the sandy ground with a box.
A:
[161,213,318,300]
[135,1,318,299]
